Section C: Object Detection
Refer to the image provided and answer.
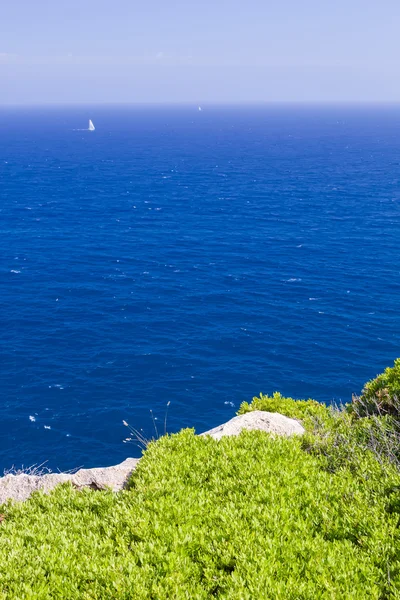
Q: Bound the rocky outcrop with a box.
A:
[0,458,139,504]
[201,410,305,440]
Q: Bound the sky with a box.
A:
[1,0,400,104]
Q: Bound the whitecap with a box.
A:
[10,270,21,274]
[44,425,51,430]
[29,415,36,422]
[286,278,302,282]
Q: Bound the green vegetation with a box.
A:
[238,391,332,429]
[1,430,400,598]
[351,358,400,417]
[1,361,400,598]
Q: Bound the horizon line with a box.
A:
[1,100,400,108]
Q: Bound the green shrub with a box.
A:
[238,387,400,473]
[2,367,400,598]
[238,391,332,430]
[1,429,400,598]
[301,410,398,473]
[351,358,400,417]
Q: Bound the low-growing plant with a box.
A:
[1,429,400,598]
[308,407,400,473]
[238,388,400,476]
[350,358,400,417]
[238,391,332,430]
[3,366,400,597]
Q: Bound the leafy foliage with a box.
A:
[238,391,332,430]
[2,364,400,597]
[351,358,400,417]
[1,429,400,598]
[239,388,400,475]
[301,409,398,473]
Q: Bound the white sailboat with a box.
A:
[198,106,202,112]
[88,119,95,131]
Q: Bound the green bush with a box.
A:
[301,410,398,473]
[238,391,332,430]
[351,358,400,417]
[238,388,400,473]
[2,366,400,598]
[1,429,400,598]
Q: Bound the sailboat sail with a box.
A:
[88,120,95,131]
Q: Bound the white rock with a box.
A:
[200,410,305,440]
[0,458,139,505]
[71,458,139,491]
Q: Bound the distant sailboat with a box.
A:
[88,119,95,131]
[198,106,202,112]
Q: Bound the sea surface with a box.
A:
[1,104,400,471]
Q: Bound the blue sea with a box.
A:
[1,104,400,472]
